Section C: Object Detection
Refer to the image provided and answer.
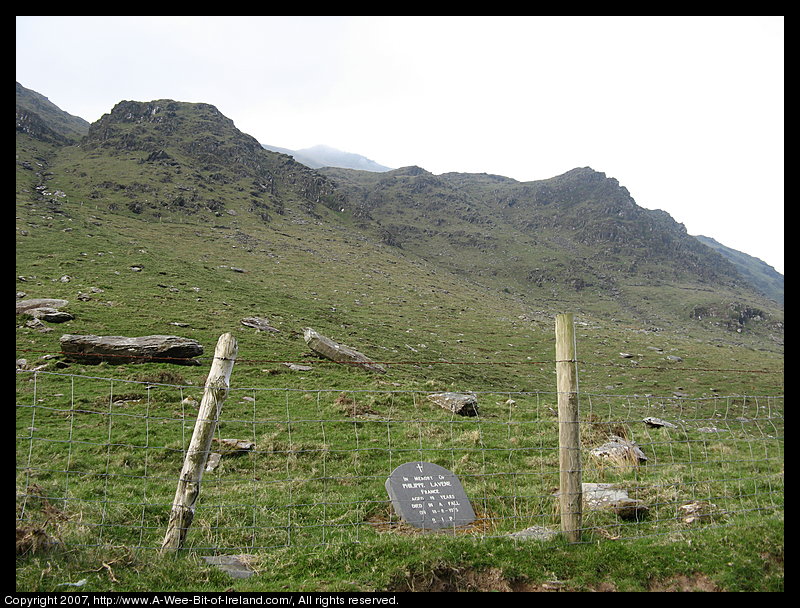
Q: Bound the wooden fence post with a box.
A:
[161,332,238,553]
[555,313,582,542]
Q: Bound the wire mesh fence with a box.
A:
[16,368,784,553]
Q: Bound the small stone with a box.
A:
[642,417,678,429]
[205,453,222,472]
[241,317,279,332]
[678,501,719,524]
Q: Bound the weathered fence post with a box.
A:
[161,332,238,553]
[555,313,582,542]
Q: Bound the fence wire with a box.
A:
[16,369,783,552]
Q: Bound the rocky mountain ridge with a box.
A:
[15,83,783,347]
[321,164,765,290]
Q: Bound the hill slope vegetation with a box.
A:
[16,82,783,395]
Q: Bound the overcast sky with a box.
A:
[16,16,784,273]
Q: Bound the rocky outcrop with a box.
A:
[80,98,345,216]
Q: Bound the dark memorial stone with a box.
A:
[385,461,476,530]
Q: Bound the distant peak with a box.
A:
[282,144,393,172]
[302,144,339,152]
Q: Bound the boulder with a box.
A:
[553,483,650,520]
[16,298,69,315]
[303,328,386,373]
[590,435,648,465]
[59,334,203,365]
[427,392,479,416]
[17,299,73,323]
[31,309,74,323]
[580,483,649,521]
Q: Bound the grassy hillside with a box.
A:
[15,144,784,395]
[16,92,783,593]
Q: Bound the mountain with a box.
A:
[16,82,90,144]
[72,98,347,221]
[262,143,392,172]
[694,235,784,305]
[16,86,783,387]
[319,164,783,340]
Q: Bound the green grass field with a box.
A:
[16,358,783,592]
